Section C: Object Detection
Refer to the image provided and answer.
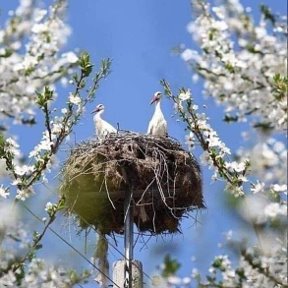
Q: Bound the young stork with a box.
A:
[91,104,116,141]
[147,91,168,137]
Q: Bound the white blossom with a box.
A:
[182,277,192,285]
[14,164,33,177]
[181,49,200,62]
[167,275,182,285]
[251,181,265,194]
[0,202,18,229]
[237,194,267,224]
[34,9,47,22]
[212,6,225,19]
[226,183,245,197]
[156,1,288,287]
[0,0,76,132]
[61,108,68,114]
[200,151,213,167]
[225,161,246,173]
[191,268,199,278]
[224,230,233,241]
[63,51,78,63]
[185,132,194,148]
[0,185,9,199]
[271,184,287,193]
[264,202,287,219]
[5,138,19,150]
[179,89,191,101]
[183,0,287,131]
[44,202,55,215]
[16,187,34,201]
[69,93,81,105]
[51,122,62,134]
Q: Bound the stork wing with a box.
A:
[103,120,117,133]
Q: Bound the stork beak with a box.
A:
[150,96,157,105]
[91,108,100,114]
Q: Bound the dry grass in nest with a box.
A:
[60,132,204,235]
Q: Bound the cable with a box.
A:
[21,204,121,288]
[74,210,153,282]
[21,198,153,283]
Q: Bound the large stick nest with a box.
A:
[60,133,204,235]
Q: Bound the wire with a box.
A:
[21,203,121,288]
[21,197,153,284]
[74,210,153,282]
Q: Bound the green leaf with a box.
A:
[79,52,93,77]
[36,86,54,107]
[15,264,25,286]
[0,133,5,157]
[100,58,112,77]
[0,48,13,58]
[206,275,216,282]
[253,122,274,133]
[161,254,181,278]
[37,53,45,61]
[223,114,238,123]
[212,257,223,268]
[236,267,247,280]
[272,73,288,101]
[24,66,35,76]
[160,79,172,96]
[224,63,235,73]
[260,5,276,25]
[245,44,262,55]
[208,28,217,41]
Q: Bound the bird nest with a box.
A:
[60,133,204,235]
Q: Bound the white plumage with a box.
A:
[92,104,116,141]
[147,91,167,137]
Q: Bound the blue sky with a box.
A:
[1,0,287,286]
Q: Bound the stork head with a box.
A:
[150,91,162,105]
[91,104,104,114]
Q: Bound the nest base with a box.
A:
[60,133,204,235]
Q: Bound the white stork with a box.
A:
[147,91,167,137]
[91,104,116,141]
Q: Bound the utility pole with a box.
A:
[124,190,133,288]
[112,190,143,288]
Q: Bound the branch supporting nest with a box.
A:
[60,133,204,235]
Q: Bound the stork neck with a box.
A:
[95,110,104,119]
[155,101,161,111]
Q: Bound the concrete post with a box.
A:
[112,260,143,288]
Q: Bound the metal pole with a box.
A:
[124,190,133,288]
[112,190,143,287]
